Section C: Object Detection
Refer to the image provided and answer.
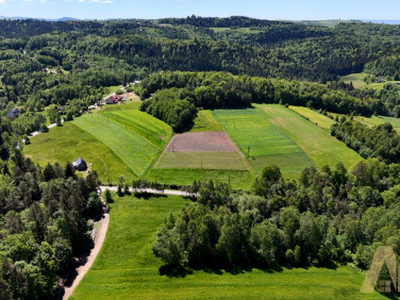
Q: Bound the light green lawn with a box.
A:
[354,116,386,128]
[24,122,135,183]
[154,152,249,170]
[256,104,363,171]
[213,108,313,180]
[190,110,224,132]
[289,106,336,132]
[73,114,162,177]
[71,194,385,300]
[146,169,254,190]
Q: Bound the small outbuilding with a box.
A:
[72,158,88,171]
[7,108,20,119]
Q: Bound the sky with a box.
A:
[1,0,400,21]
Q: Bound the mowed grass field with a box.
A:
[24,103,172,182]
[71,194,385,300]
[190,110,224,132]
[289,106,336,132]
[154,152,249,170]
[24,122,135,183]
[213,108,313,179]
[256,104,363,171]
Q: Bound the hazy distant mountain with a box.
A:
[362,19,400,25]
[0,16,81,21]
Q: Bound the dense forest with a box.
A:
[0,158,102,299]
[153,160,400,273]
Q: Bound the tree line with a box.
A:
[331,118,400,164]
[136,71,385,132]
[153,159,400,273]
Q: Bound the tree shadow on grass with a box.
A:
[134,192,168,200]
[52,238,95,299]
[159,263,193,278]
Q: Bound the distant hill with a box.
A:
[0,16,81,21]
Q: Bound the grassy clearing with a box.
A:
[154,152,249,170]
[190,110,224,132]
[102,85,121,97]
[213,108,313,179]
[256,104,363,170]
[71,194,384,300]
[379,116,400,131]
[341,72,398,90]
[354,116,386,128]
[146,169,254,190]
[24,122,134,183]
[289,106,336,132]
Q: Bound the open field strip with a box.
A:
[256,104,363,170]
[354,115,386,128]
[73,113,162,177]
[71,194,384,300]
[154,152,249,170]
[213,108,313,179]
[289,106,336,132]
[101,110,171,149]
[24,122,135,183]
[190,110,224,132]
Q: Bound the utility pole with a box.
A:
[201,159,203,169]
[247,145,251,158]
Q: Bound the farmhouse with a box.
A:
[72,158,88,171]
[376,78,386,83]
[105,95,118,104]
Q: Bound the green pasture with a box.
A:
[354,115,386,128]
[213,108,313,179]
[146,169,253,190]
[73,113,164,177]
[154,151,249,170]
[289,106,336,132]
[71,194,384,300]
[256,104,363,170]
[24,122,135,183]
[25,103,171,182]
[341,72,398,90]
[190,110,224,132]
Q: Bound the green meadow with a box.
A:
[24,104,172,182]
[190,110,224,132]
[154,152,249,170]
[213,108,313,179]
[289,106,336,132]
[341,72,398,90]
[71,194,385,300]
[24,122,135,183]
[146,169,253,190]
[256,104,363,171]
